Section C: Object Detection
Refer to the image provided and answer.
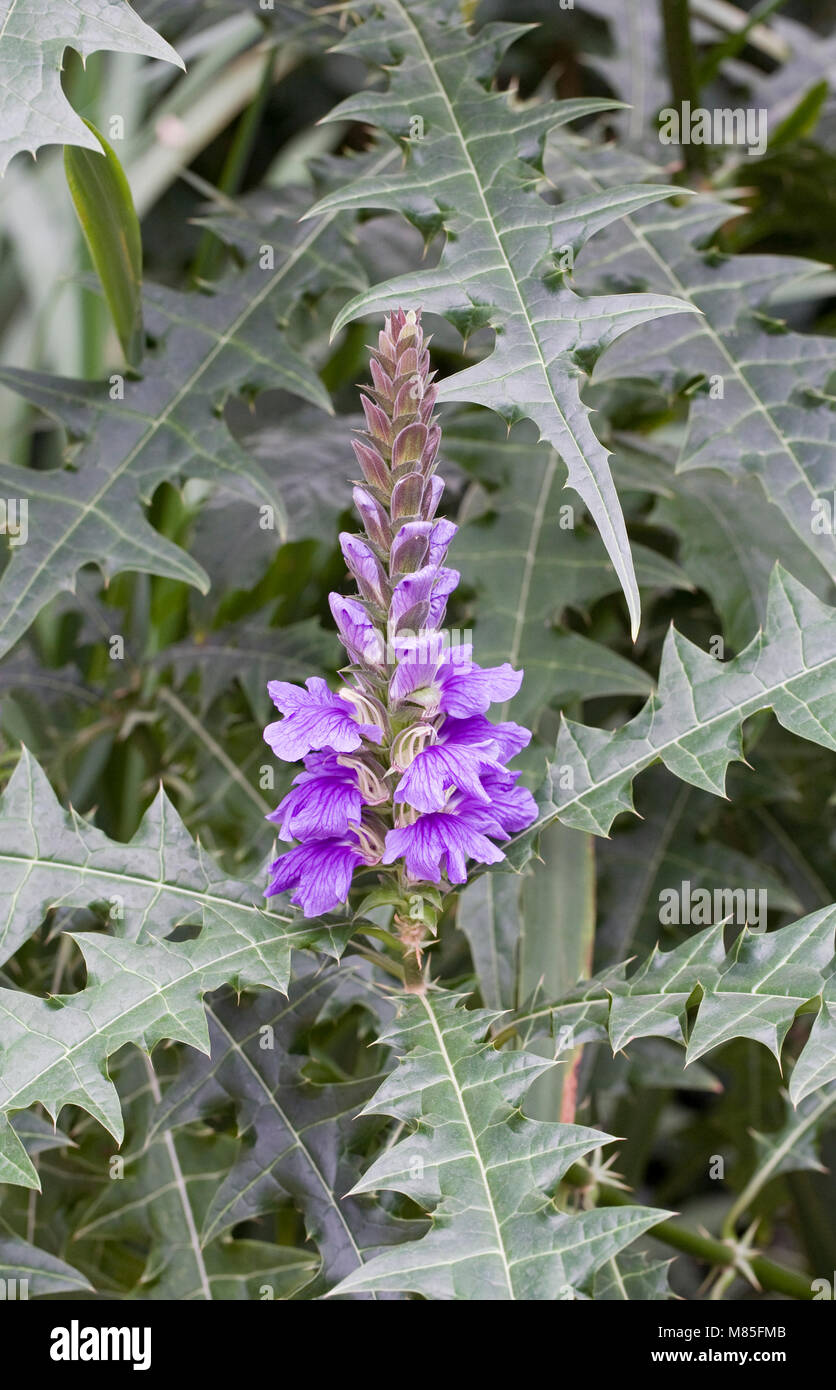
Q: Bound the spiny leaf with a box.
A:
[546,138,836,589]
[591,1250,674,1301]
[0,189,357,658]
[507,565,836,855]
[516,904,836,1106]
[68,1056,319,1300]
[0,751,352,1183]
[0,746,306,963]
[0,0,183,176]
[330,990,667,1300]
[310,0,698,637]
[152,960,422,1297]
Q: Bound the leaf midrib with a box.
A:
[388,0,632,609]
[559,142,836,569]
[420,994,515,1299]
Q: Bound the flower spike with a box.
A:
[263,309,537,959]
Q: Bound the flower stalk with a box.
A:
[263,309,537,967]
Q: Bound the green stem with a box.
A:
[566,1165,813,1299]
[401,947,426,994]
[660,0,710,173]
[722,1091,836,1239]
[157,686,271,816]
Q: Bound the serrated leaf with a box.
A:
[517,904,836,1105]
[0,190,355,657]
[590,1250,674,1301]
[330,990,667,1299]
[0,0,183,176]
[0,751,352,1172]
[151,960,421,1297]
[69,1055,319,1300]
[508,565,836,854]
[0,746,315,962]
[546,138,836,589]
[309,0,698,637]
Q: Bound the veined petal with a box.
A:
[269,764,363,841]
[437,660,523,717]
[393,741,501,813]
[265,837,364,916]
[382,813,505,884]
[264,676,382,761]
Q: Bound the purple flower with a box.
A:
[436,657,522,717]
[264,676,383,761]
[452,769,539,837]
[394,738,502,813]
[268,756,364,842]
[328,595,384,668]
[339,533,389,608]
[266,837,365,915]
[388,630,448,704]
[439,714,531,762]
[390,643,523,717]
[382,811,505,885]
[262,308,538,934]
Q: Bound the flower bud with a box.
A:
[369,357,395,403]
[392,423,428,474]
[340,534,389,609]
[353,486,392,549]
[391,471,425,520]
[361,394,393,447]
[390,521,432,574]
[351,438,390,492]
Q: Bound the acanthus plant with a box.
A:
[0,0,834,1309]
[263,308,537,977]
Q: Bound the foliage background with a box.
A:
[0,0,835,1301]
